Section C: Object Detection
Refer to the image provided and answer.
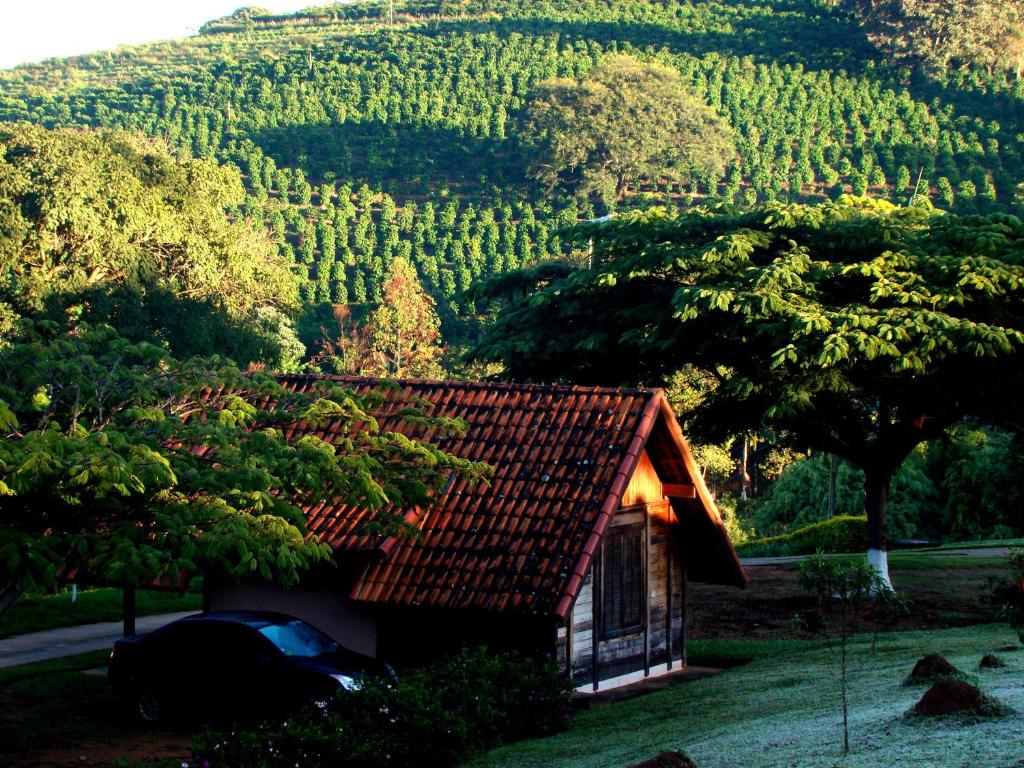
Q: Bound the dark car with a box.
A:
[108,610,387,722]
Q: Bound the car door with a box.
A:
[200,623,280,717]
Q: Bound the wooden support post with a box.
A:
[666,526,673,671]
[642,507,651,677]
[592,558,602,693]
[565,610,574,681]
[123,585,136,638]
[680,559,688,667]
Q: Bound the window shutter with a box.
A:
[602,527,644,638]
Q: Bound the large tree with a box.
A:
[0,123,300,365]
[472,198,1024,587]
[0,320,485,614]
[519,54,735,210]
[843,0,1024,76]
[315,258,445,379]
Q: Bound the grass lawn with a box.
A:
[0,588,201,639]
[469,624,1023,768]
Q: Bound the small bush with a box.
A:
[996,548,1024,641]
[736,515,867,557]
[189,647,573,768]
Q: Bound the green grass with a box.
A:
[0,587,201,638]
[687,638,815,668]
[0,650,109,689]
[468,624,1023,768]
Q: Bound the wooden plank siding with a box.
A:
[561,450,688,686]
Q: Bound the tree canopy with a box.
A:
[360,257,445,378]
[842,0,1024,77]
[472,197,1024,584]
[0,123,300,365]
[0,320,486,614]
[520,54,735,208]
[2,2,1023,354]
[312,257,446,378]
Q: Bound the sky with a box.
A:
[0,1,319,69]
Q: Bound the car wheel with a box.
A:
[136,690,165,723]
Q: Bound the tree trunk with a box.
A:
[123,585,137,638]
[0,581,24,617]
[828,454,838,518]
[739,437,748,501]
[864,468,894,591]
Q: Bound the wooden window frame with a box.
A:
[600,523,645,640]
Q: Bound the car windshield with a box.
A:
[247,619,341,658]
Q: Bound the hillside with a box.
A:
[2,0,1023,345]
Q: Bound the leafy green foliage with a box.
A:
[750,452,935,539]
[2,1,1023,347]
[842,0,1024,77]
[0,123,301,366]
[189,647,573,768]
[473,198,1024,558]
[929,427,1024,540]
[314,257,445,378]
[0,321,488,609]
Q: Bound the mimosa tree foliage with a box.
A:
[472,198,1024,583]
[0,321,487,613]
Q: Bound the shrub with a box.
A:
[189,647,573,768]
[993,547,1024,642]
[736,515,867,557]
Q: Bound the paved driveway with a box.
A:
[0,612,194,669]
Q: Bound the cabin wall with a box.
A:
[559,450,688,689]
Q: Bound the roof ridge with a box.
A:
[276,373,661,399]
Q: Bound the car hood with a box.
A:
[284,649,389,680]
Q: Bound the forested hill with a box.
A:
[2,0,1023,346]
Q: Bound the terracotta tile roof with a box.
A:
[277,375,745,618]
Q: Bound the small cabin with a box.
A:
[208,377,747,692]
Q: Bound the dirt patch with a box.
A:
[0,673,193,768]
[689,563,1007,640]
[22,735,191,768]
[914,680,988,716]
[628,751,699,768]
[908,653,960,683]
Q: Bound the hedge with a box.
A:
[736,515,868,558]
